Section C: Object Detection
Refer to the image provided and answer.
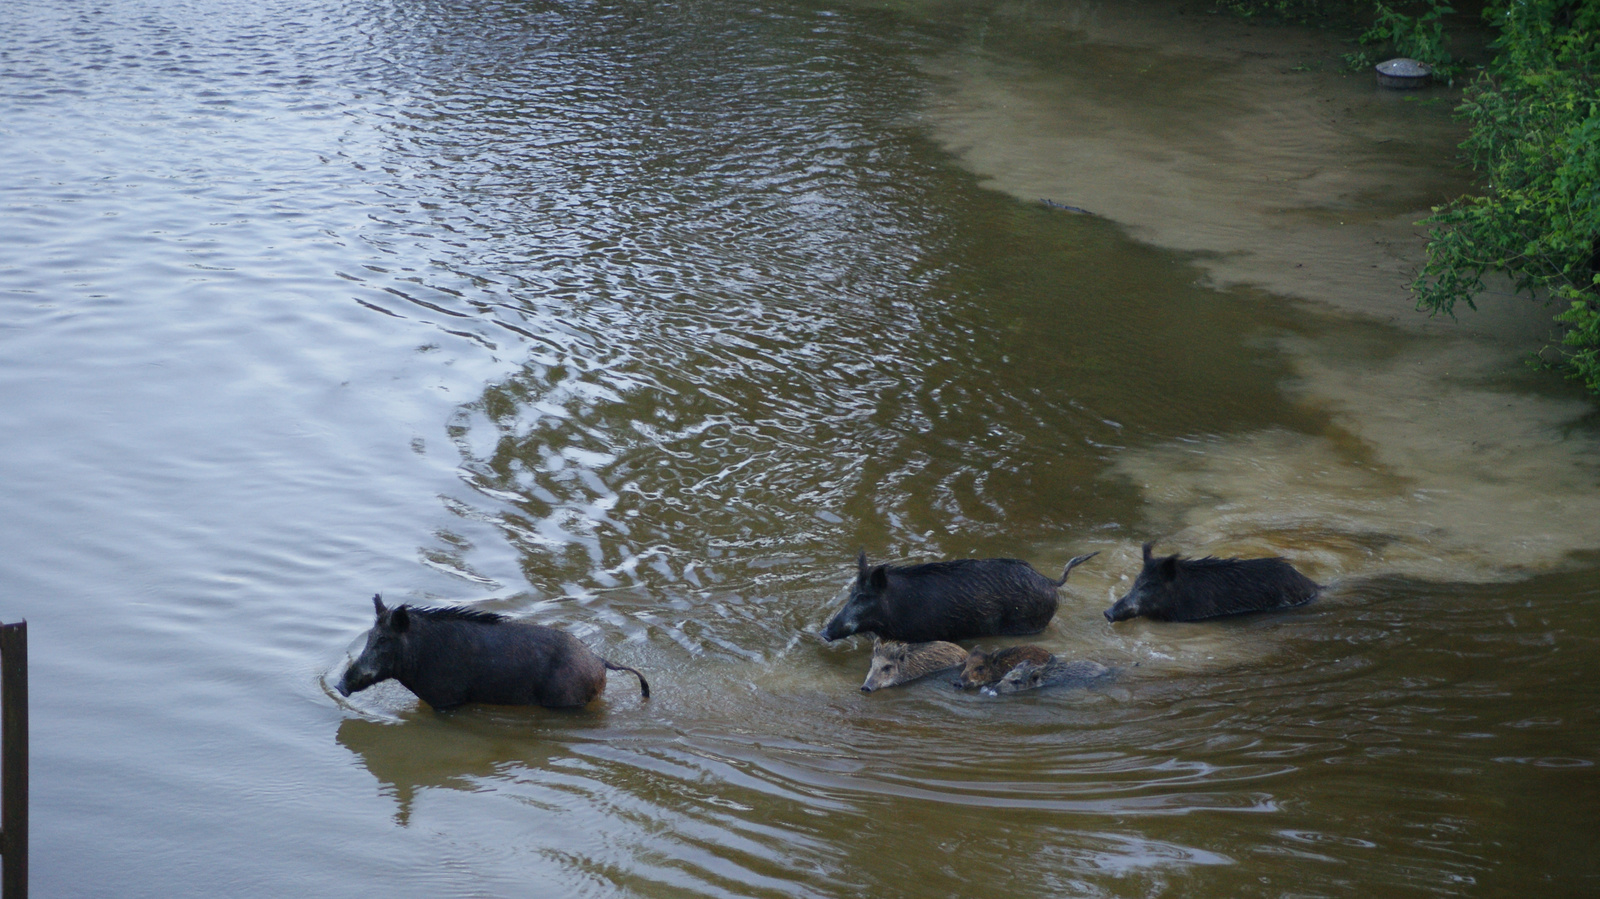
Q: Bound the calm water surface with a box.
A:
[2,0,1597,896]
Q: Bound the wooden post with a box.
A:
[0,621,26,899]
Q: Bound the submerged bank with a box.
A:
[911,0,1600,586]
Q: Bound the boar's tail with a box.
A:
[1053,551,1100,586]
[603,659,651,699]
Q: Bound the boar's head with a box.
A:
[1104,543,1176,623]
[821,549,891,641]
[336,594,412,697]
[991,660,1046,694]
[859,638,903,692]
[863,639,969,692]
[953,647,1002,689]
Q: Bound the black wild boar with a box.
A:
[335,595,649,710]
[952,644,1056,690]
[860,638,969,693]
[985,659,1112,695]
[821,550,1099,643]
[1104,543,1320,623]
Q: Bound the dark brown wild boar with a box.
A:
[1104,543,1320,623]
[336,595,649,710]
[821,550,1099,643]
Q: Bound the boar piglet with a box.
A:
[336,595,649,710]
[985,659,1112,695]
[953,644,1056,689]
[860,638,969,693]
[822,549,1099,644]
[1104,543,1320,623]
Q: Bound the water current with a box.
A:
[1,0,1596,896]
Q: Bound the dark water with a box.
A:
[2,0,1597,896]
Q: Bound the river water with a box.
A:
[2,0,1596,895]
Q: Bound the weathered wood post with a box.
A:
[0,621,26,899]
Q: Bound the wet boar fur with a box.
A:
[1104,543,1320,623]
[987,659,1112,695]
[336,595,649,710]
[953,644,1056,689]
[822,550,1099,643]
[860,638,969,692]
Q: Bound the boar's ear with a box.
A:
[856,548,870,580]
[372,593,387,617]
[1157,555,1179,582]
[1141,542,1154,563]
[388,605,411,634]
[868,565,889,591]
[872,636,882,650]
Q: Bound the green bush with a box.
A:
[1345,1,1459,82]
[1412,0,1600,393]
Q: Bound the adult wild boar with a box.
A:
[821,549,1098,643]
[860,638,969,693]
[336,595,649,710]
[1103,543,1320,623]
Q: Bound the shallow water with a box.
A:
[1,0,1597,896]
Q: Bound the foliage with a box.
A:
[1344,1,1459,82]
[1210,0,1599,393]
[1211,0,1328,21]
[1211,0,1373,26]
[1556,292,1600,393]
[1411,0,1600,392]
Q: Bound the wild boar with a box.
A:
[985,658,1113,695]
[336,595,649,710]
[821,550,1099,643]
[1104,542,1320,623]
[952,644,1056,689]
[860,638,969,692]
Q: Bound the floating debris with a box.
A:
[1041,198,1095,215]
[1375,58,1433,90]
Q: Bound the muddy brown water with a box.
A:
[1,0,1596,895]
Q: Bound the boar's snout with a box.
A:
[335,654,384,697]
[333,663,363,697]
[820,610,857,642]
[1104,596,1138,623]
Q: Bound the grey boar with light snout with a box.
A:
[860,638,969,692]
[953,644,1056,690]
[985,658,1112,695]
[1104,543,1320,623]
[822,550,1099,644]
[336,595,649,710]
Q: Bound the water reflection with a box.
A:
[338,715,527,825]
